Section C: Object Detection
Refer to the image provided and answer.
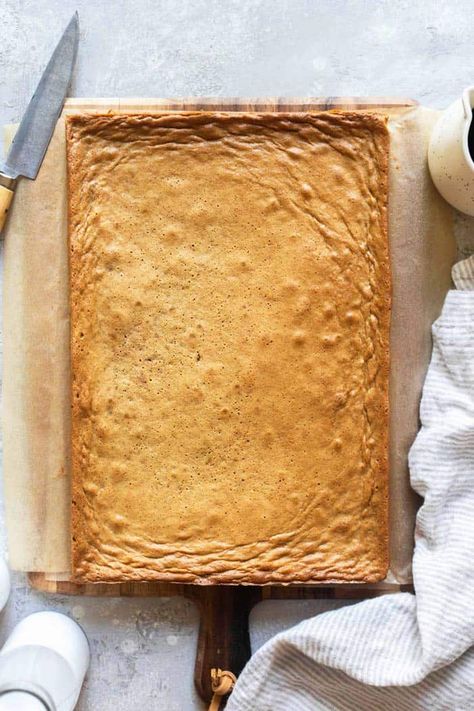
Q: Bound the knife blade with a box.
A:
[0,12,79,231]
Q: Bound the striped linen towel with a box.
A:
[228,255,474,711]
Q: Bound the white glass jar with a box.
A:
[0,691,47,709]
[0,559,11,613]
[0,612,90,711]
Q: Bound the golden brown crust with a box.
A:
[67,111,390,584]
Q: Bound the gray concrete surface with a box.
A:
[1,1,474,709]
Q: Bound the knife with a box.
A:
[0,12,79,232]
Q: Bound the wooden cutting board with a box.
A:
[26,96,417,704]
[30,573,412,704]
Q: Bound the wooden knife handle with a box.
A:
[0,184,14,232]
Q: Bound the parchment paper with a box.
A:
[2,101,455,583]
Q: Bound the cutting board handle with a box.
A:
[189,586,261,703]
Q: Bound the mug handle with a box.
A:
[462,86,474,119]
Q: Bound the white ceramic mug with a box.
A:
[428,86,474,215]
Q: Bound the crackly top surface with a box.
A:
[67,111,390,584]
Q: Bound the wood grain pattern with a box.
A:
[28,572,408,596]
[64,96,417,113]
[29,96,416,703]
